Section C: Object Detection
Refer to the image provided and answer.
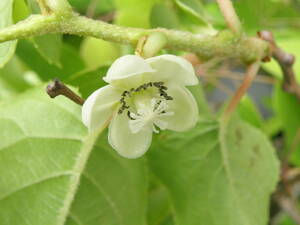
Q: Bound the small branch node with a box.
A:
[258,30,300,100]
[46,78,85,105]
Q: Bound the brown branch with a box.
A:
[274,194,300,225]
[221,60,261,121]
[258,31,300,100]
[216,0,242,33]
[46,79,85,105]
[272,165,300,225]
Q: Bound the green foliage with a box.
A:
[0,87,279,225]
[149,118,279,225]
[32,34,63,67]
[16,40,84,81]
[173,0,212,27]
[237,95,263,129]
[80,37,120,70]
[115,0,160,28]
[150,3,180,29]
[0,88,148,225]
[274,86,300,164]
[0,0,17,68]
[1,0,300,224]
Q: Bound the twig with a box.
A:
[222,60,261,120]
[86,0,100,18]
[216,0,242,33]
[0,13,269,63]
[46,79,85,105]
[258,31,300,100]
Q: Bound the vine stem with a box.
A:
[216,0,242,33]
[221,59,261,121]
[0,12,268,63]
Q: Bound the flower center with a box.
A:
[116,81,174,134]
[117,81,173,115]
[128,98,174,134]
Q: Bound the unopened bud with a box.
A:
[140,32,167,58]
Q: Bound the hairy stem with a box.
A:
[0,12,268,63]
[216,0,242,33]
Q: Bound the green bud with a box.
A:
[45,0,72,14]
[141,32,167,58]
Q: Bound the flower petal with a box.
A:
[146,54,199,86]
[82,85,120,131]
[164,85,199,131]
[108,112,153,158]
[103,55,155,84]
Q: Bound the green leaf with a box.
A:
[0,0,17,68]
[68,67,108,99]
[147,177,171,225]
[115,0,160,28]
[237,95,263,129]
[0,87,148,225]
[80,37,120,70]
[16,40,85,81]
[173,0,212,27]
[0,57,32,100]
[150,3,180,29]
[148,118,279,225]
[32,34,63,67]
[273,85,300,165]
[13,0,30,22]
[68,0,115,15]
[25,0,40,13]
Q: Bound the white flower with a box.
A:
[82,54,199,158]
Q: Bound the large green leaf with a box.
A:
[0,87,148,225]
[148,118,279,225]
[0,0,17,68]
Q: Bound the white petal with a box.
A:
[103,55,155,84]
[164,85,199,131]
[146,54,199,86]
[108,112,153,159]
[82,85,120,131]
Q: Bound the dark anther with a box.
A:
[127,111,135,120]
[165,96,173,100]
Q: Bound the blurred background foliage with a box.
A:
[1,0,300,224]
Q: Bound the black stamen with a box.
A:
[127,111,135,120]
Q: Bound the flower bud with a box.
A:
[141,32,167,58]
[45,0,72,14]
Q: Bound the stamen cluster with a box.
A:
[118,81,173,117]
